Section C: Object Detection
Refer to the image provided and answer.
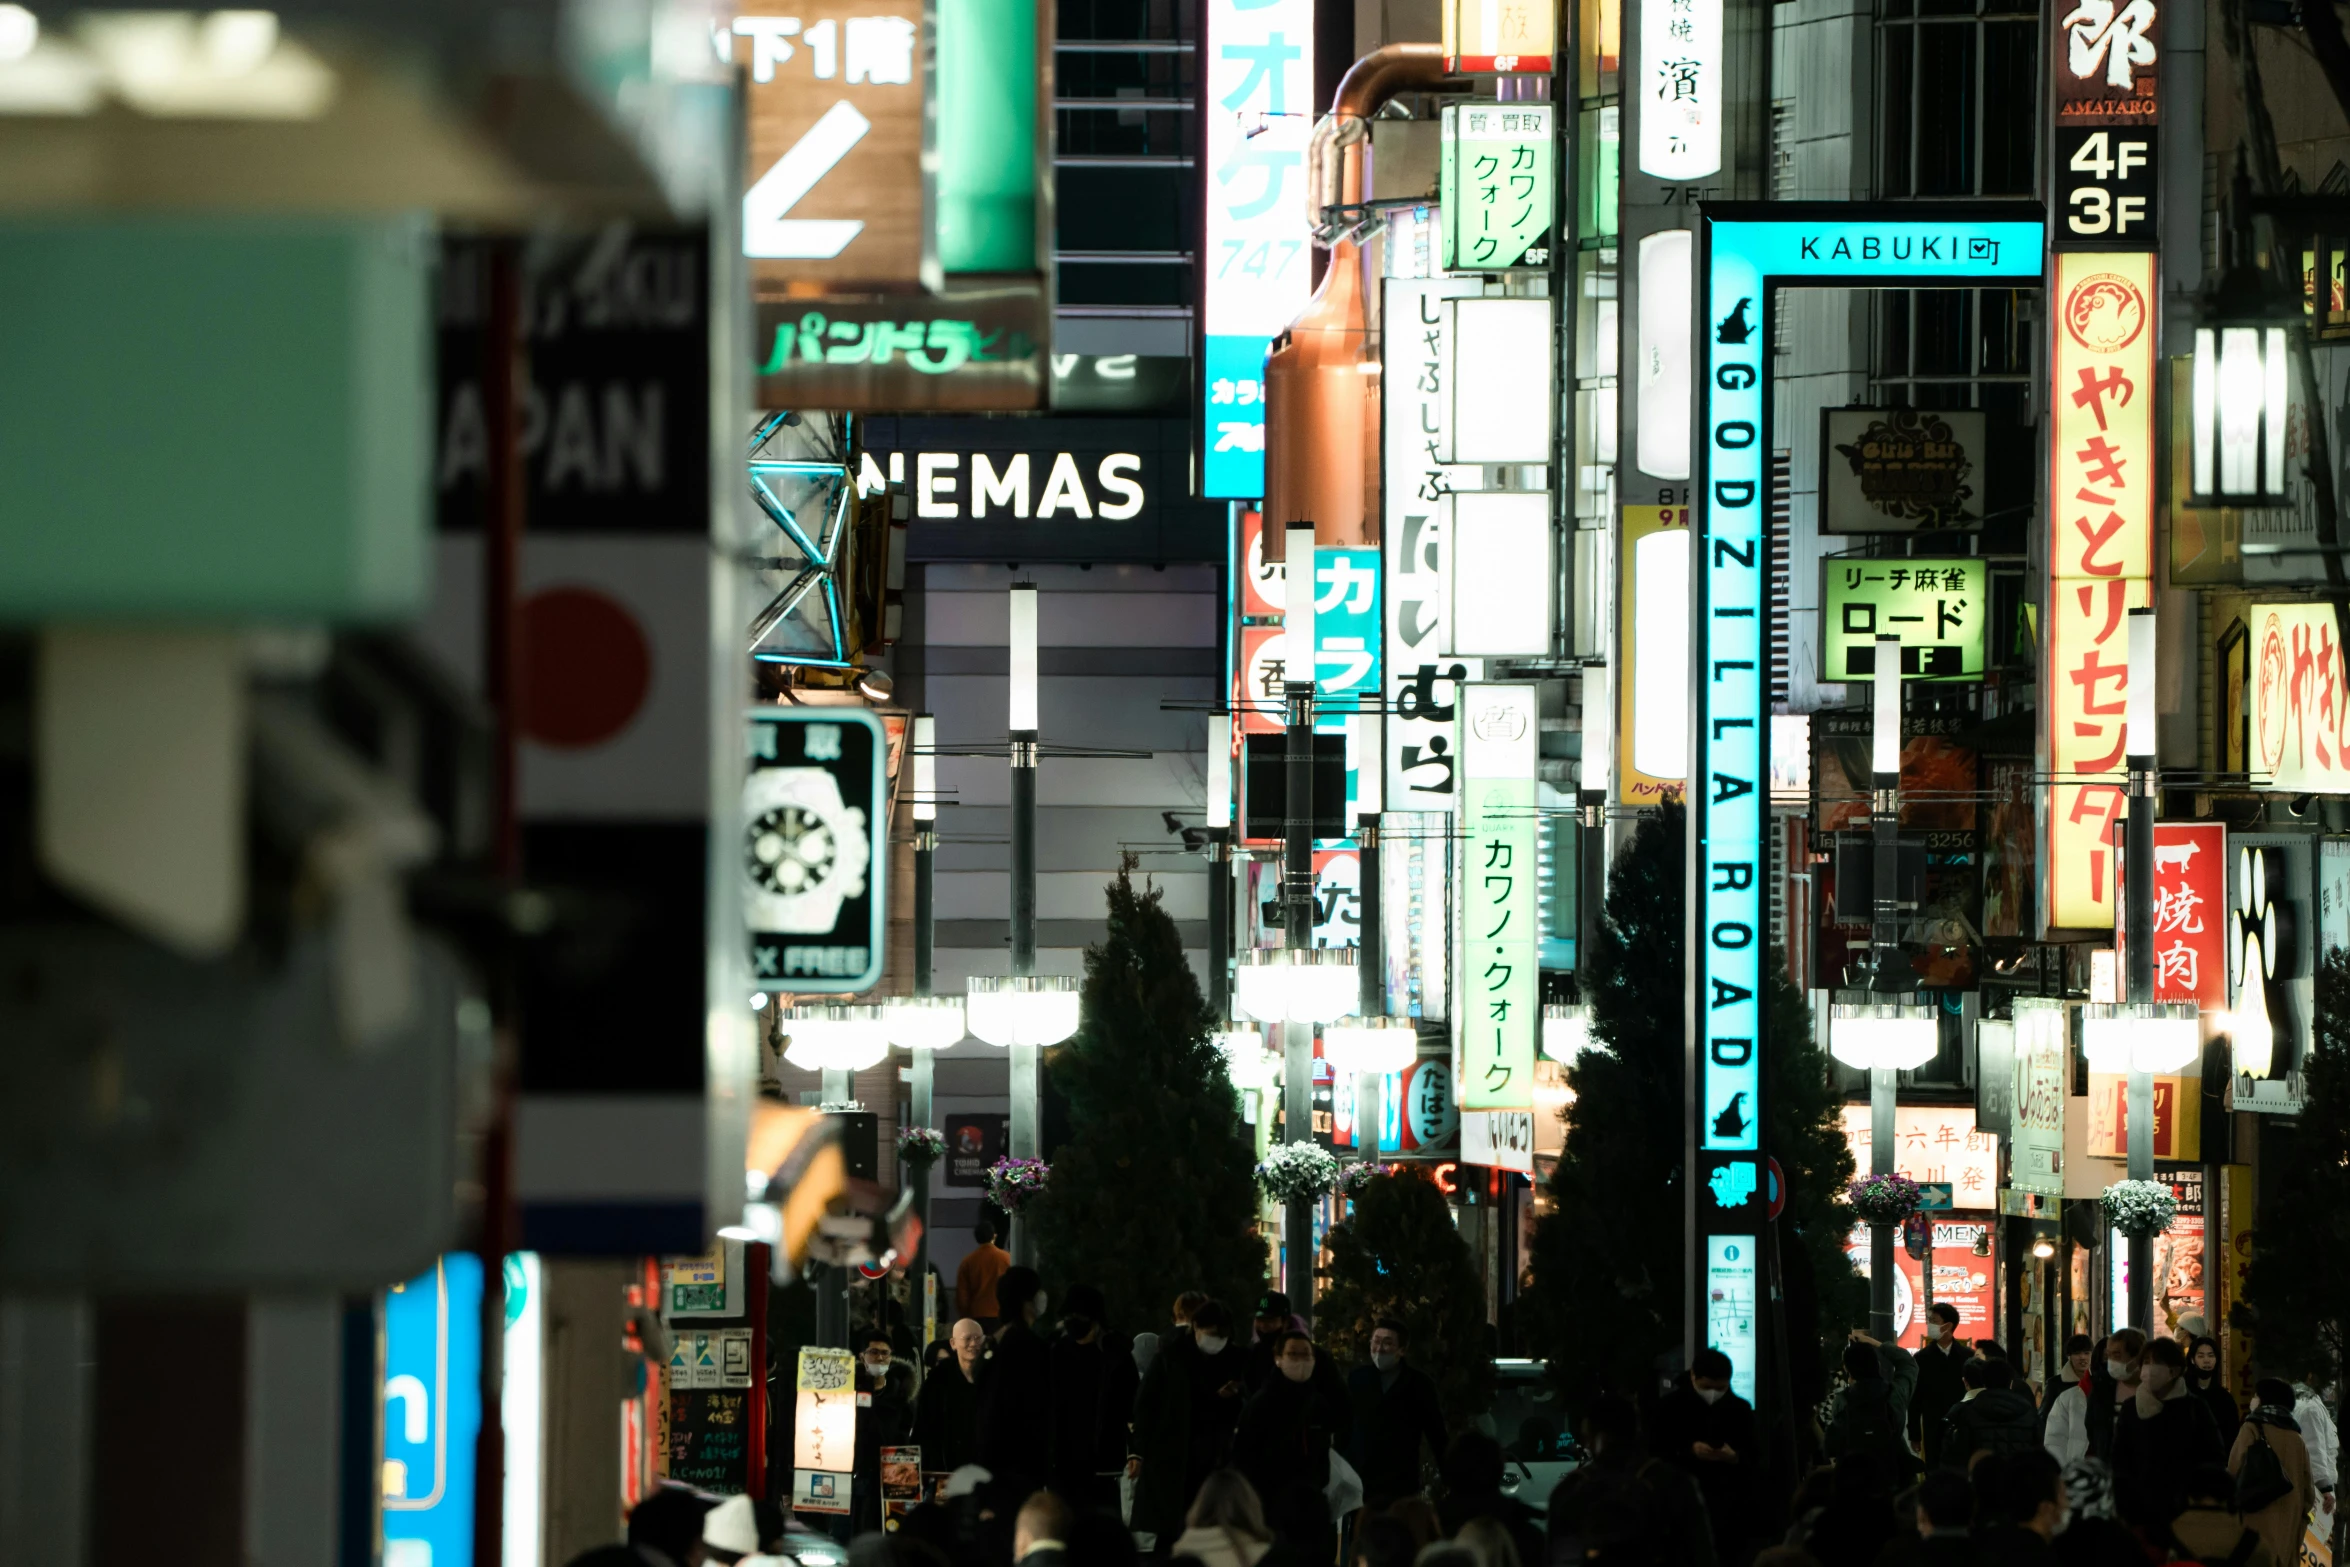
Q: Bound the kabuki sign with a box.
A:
[1691,202,2044,1382]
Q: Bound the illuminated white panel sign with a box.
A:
[1638,0,1723,179]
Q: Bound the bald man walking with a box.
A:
[913,1318,989,1473]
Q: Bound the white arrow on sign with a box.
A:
[745,99,871,260]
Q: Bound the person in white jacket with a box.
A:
[2044,1378,2092,1465]
[2295,1380,2339,1520]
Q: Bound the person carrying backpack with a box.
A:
[1942,1357,2041,1470]
[1545,1394,1716,1567]
[2227,1379,2315,1566]
[1824,1341,1920,1484]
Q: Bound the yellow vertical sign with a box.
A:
[2043,251,2156,931]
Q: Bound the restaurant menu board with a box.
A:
[661,1327,758,1494]
[1846,1219,1996,1349]
[882,1445,923,1525]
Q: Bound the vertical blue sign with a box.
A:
[1692,206,2043,1391]
[383,1253,484,1567]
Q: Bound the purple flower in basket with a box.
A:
[985,1155,1052,1214]
[1846,1171,1923,1224]
[898,1126,948,1165]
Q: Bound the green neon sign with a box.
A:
[1821,556,1988,681]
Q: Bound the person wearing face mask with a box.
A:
[1970,1450,2069,1564]
[1342,1319,1447,1510]
[2081,1328,2144,1465]
[852,1330,916,1533]
[1651,1347,1761,1560]
[978,1266,1055,1500]
[1911,1303,1975,1469]
[1232,1331,1348,1561]
[2108,1335,2224,1523]
[1130,1298,1247,1547]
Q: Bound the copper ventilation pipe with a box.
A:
[1264,44,1465,561]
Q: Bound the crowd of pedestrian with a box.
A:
[577,1250,2342,1567]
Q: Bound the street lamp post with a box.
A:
[2123,606,2159,1329]
[1283,524,1319,1320]
[911,712,938,1123]
[1870,637,1904,1340]
[1353,712,1384,1159]
[1008,585,1040,1263]
[1207,712,1234,1024]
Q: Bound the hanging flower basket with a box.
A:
[1258,1143,1342,1204]
[985,1156,1051,1215]
[898,1126,947,1168]
[2101,1178,2179,1240]
[1847,1172,1924,1226]
[1338,1161,1391,1198]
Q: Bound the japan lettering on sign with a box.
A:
[2051,0,2158,251]
[2114,822,2228,1009]
[2009,1001,2067,1198]
[1381,277,1482,805]
[2044,251,2155,931]
[2246,601,2350,793]
[1236,625,1287,737]
[1440,105,1555,272]
[1202,0,1313,496]
[1458,685,1538,1112]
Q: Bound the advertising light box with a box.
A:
[1820,557,1987,681]
[1202,0,1313,496]
[1440,104,1556,272]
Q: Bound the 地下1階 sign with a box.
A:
[2044,250,2155,932]
[746,708,887,991]
[1202,0,1312,496]
[730,3,927,283]
[1821,557,1987,681]
[1694,204,2044,1376]
[1441,105,1554,271]
[1456,684,1538,1113]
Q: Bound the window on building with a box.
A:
[1876,0,2039,200]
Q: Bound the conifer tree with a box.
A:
[2242,945,2350,1384]
[1317,1171,1493,1427]
[1521,802,1860,1402]
[1032,856,1266,1331]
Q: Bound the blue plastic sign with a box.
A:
[382,1253,484,1567]
[1915,1182,1955,1211]
[1691,204,2043,1382]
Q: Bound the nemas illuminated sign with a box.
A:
[1692,204,2044,1402]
